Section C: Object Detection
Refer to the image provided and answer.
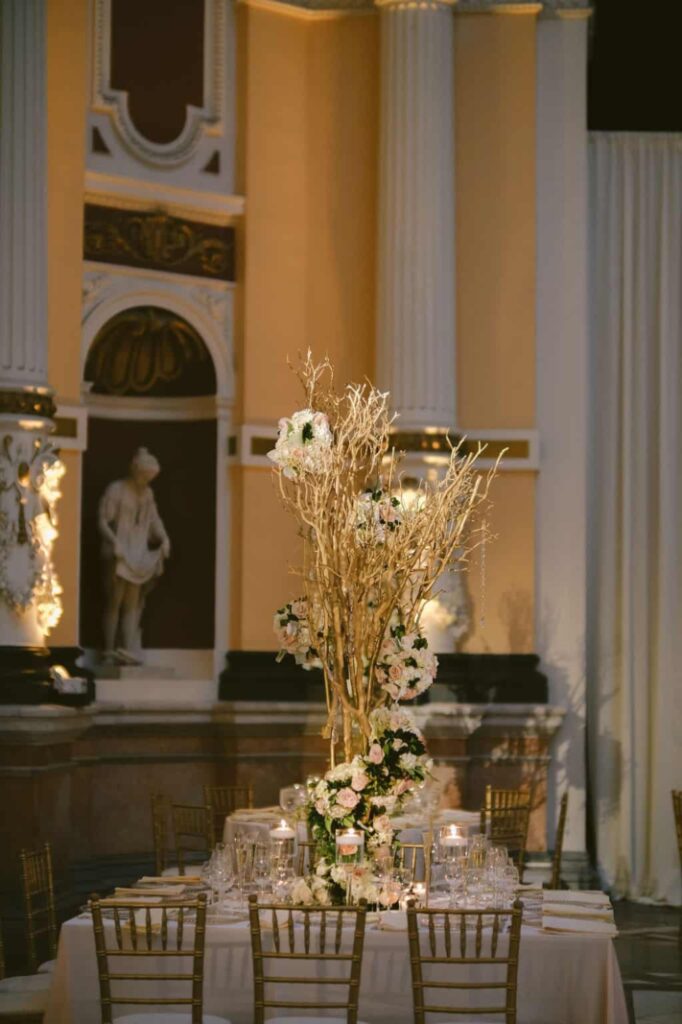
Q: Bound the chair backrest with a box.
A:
[549,792,569,890]
[203,785,253,846]
[485,786,531,812]
[407,900,523,1024]
[90,894,207,1024]
[397,840,431,888]
[20,842,57,972]
[151,793,170,876]
[673,791,682,871]
[171,803,214,875]
[480,791,531,879]
[248,895,367,1024]
[295,840,319,878]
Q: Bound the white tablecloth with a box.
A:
[44,910,628,1024]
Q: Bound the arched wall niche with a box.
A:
[79,288,233,683]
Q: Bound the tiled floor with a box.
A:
[613,901,682,1024]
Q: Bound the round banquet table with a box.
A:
[44,904,628,1024]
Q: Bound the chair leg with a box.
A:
[624,985,637,1024]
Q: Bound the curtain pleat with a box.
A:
[588,132,682,904]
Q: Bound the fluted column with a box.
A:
[375,0,457,432]
[0,0,62,662]
[0,0,48,389]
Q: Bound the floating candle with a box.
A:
[270,819,295,840]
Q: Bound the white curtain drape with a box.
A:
[587,132,682,905]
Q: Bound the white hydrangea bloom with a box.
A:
[267,409,333,479]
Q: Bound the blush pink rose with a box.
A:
[337,787,360,809]
[367,744,384,764]
[394,778,413,796]
[351,772,369,792]
[373,814,391,832]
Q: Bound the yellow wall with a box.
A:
[453,11,538,651]
[46,0,88,646]
[462,472,535,654]
[234,8,379,649]
[455,12,536,430]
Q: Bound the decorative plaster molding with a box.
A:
[84,171,245,225]
[53,403,89,452]
[84,205,235,282]
[81,267,235,403]
[91,0,226,168]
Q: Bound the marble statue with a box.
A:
[98,447,170,665]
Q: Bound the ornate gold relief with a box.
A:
[84,204,235,280]
[84,306,216,398]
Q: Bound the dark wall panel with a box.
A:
[80,418,217,650]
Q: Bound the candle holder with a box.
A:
[439,824,468,860]
[335,827,364,904]
[269,818,296,871]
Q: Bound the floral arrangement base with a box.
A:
[292,706,432,906]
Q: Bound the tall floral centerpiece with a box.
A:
[268,354,498,904]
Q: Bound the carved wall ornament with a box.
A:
[84,205,235,281]
[89,0,232,173]
[0,434,64,633]
[84,306,217,398]
[0,389,56,420]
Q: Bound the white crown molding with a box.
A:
[84,171,245,225]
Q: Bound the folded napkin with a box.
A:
[115,886,185,897]
[438,809,480,823]
[105,897,163,906]
[139,875,202,885]
[543,903,614,923]
[543,889,610,906]
[377,910,408,931]
[542,914,617,936]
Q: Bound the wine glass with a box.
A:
[252,843,272,896]
[444,858,466,907]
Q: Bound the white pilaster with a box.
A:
[0,0,48,389]
[375,0,457,431]
[535,8,590,852]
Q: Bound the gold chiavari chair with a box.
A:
[396,840,432,890]
[0,917,51,1022]
[171,804,214,876]
[480,789,531,881]
[20,844,57,975]
[547,792,569,890]
[203,785,253,849]
[406,900,524,1024]
[150,793,170,876]
[89,893,230,1024]
[295,840,319,878]
[248,895,370,1024]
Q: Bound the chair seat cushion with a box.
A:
[37,959,56,974]
[0,985,49,1013]
[266,1019,370,1024]
[116,1015,230,1024]
[0,974,51,994]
